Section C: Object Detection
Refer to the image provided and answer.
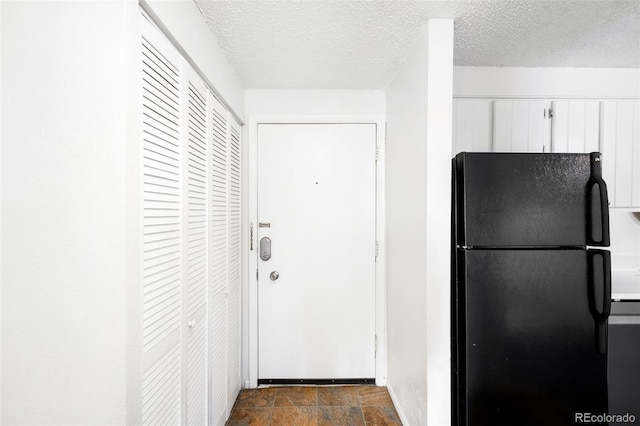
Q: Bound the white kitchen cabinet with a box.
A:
[601,101,640,209]
[493,100,551,152]
[452,99,493,155]
[455,97,638,208]
[551,101,600,153]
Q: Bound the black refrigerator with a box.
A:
[451,152,612,426]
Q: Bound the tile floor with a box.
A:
[226,385,402,425]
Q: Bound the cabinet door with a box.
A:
[601,101,640,208]
[453,99,492,155]
[608,317,640,415]
[551,101,600,153]
[493,100,550,152]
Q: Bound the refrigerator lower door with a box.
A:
[455,249,609,426]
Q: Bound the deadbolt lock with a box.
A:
[260,237,271,261]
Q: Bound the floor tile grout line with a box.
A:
[356,388,367,425]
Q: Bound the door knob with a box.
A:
[270,271,279,281]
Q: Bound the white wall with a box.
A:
[245,90,385,116]
[143,0,245,120]
[424,19,454,426]
[610,211,640,261]
[385,20,454,426]
[1,2,130,424]
[454,66,640,99]
[385,26,429,425]
[0,1,3,421]
[1,1,245,424]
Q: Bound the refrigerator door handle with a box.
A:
[588,249,612,354]
[587,153,610,246]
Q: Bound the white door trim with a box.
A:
[244,115,387,388]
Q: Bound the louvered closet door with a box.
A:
[141,16,183,426]
[184,65,209,426]
[141,12,243,426]
[227,119,242,409]
[209,93,229,426]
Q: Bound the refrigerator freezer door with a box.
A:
[453,152,610,248]
[453,248,609,426]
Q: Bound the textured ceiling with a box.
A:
[194,0,640,89]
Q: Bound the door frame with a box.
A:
[244,115,387,388]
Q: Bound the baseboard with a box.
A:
[386,380,409,426]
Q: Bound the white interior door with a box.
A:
[257,123,377,381]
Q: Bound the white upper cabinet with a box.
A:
[601,101,640,209]
[551,101,600,153]
[493,100,551,152]
[452,99,493,155]
[453,97,638,209]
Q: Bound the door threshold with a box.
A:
[258,378,375,386]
